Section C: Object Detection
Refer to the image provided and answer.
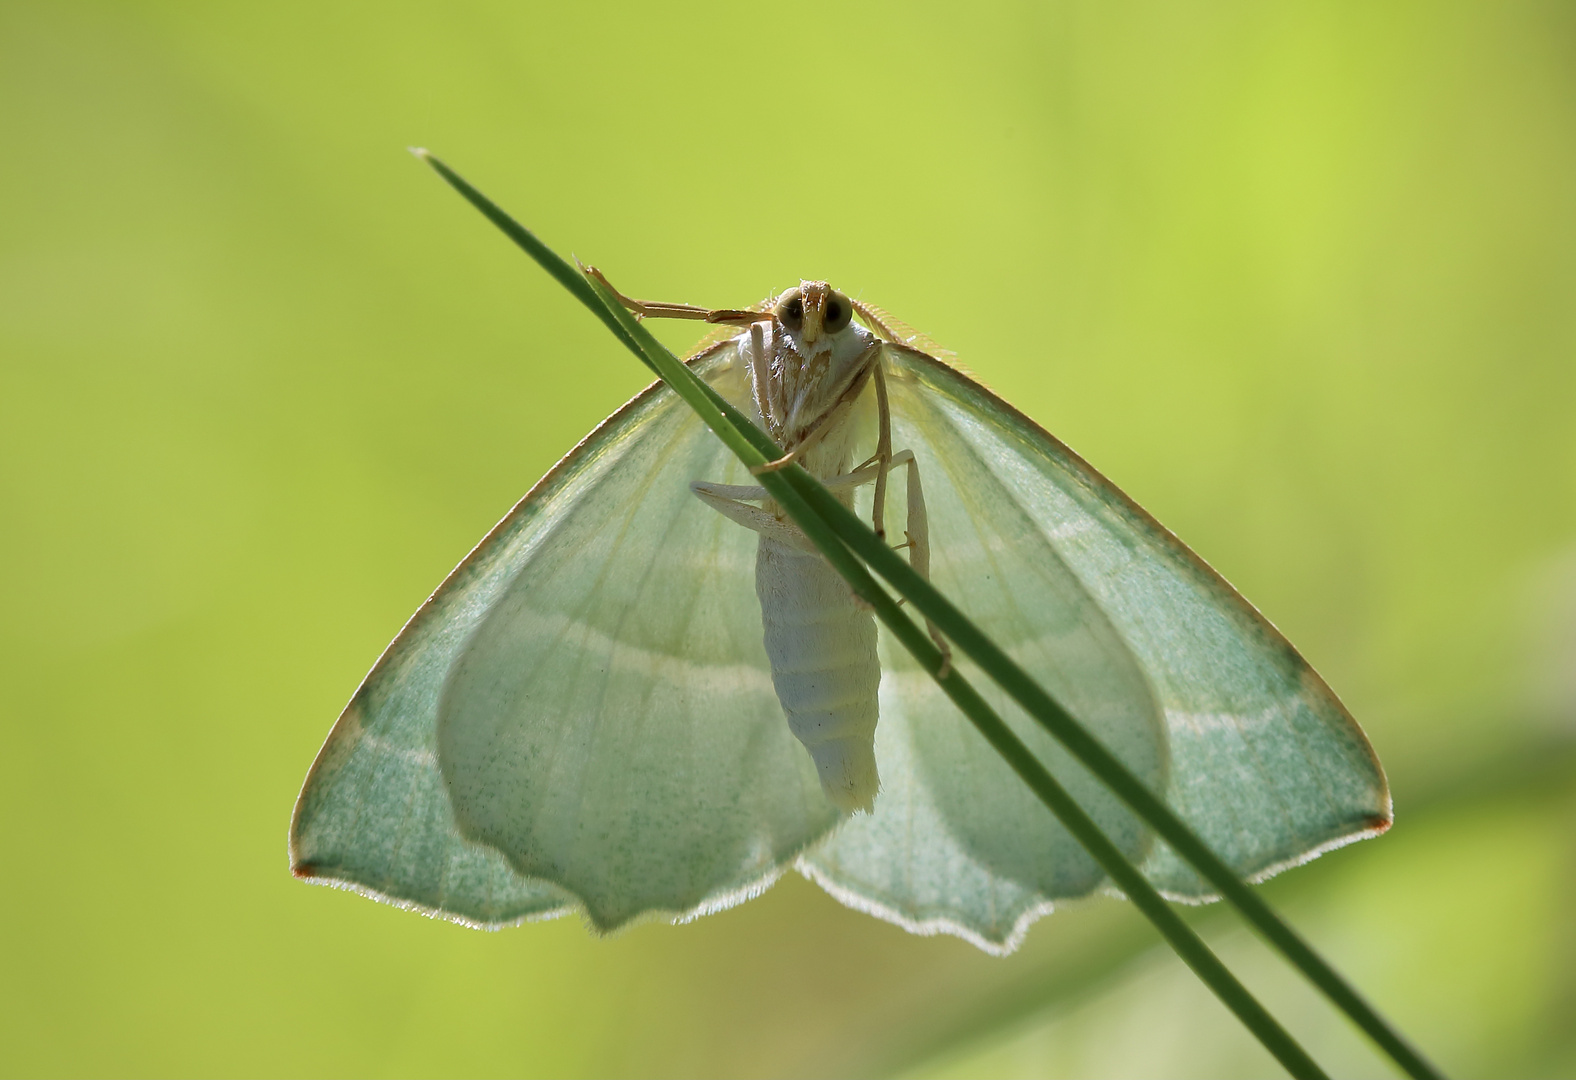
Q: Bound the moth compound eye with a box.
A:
[775,290,805,333]
[825,293,852,333]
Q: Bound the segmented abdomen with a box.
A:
[755,535,881,813]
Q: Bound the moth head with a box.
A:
[774,281,855,354]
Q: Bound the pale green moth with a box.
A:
[291,277,1390,954]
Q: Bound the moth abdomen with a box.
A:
[755,536,881,814]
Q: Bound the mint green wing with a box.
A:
[802,344,1390,952]
[290,345,839,931]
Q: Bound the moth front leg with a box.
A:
[582,266,766,327]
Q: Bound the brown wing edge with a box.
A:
[287,341,789,931]
[882,341,1393,843]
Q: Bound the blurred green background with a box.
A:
[2,0,1573,1076]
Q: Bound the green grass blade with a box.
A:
[415,151,1430,1080]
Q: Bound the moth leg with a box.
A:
[583,266,765,327]
[749,423,828,475]
[689,449,917,531]
[690,479,768,502]
[819,450,915,493]
[689,482,818,554]
[893,451,952,673]
[870,360,894,541]
[692,435,933,570]
[746,323,772,433]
